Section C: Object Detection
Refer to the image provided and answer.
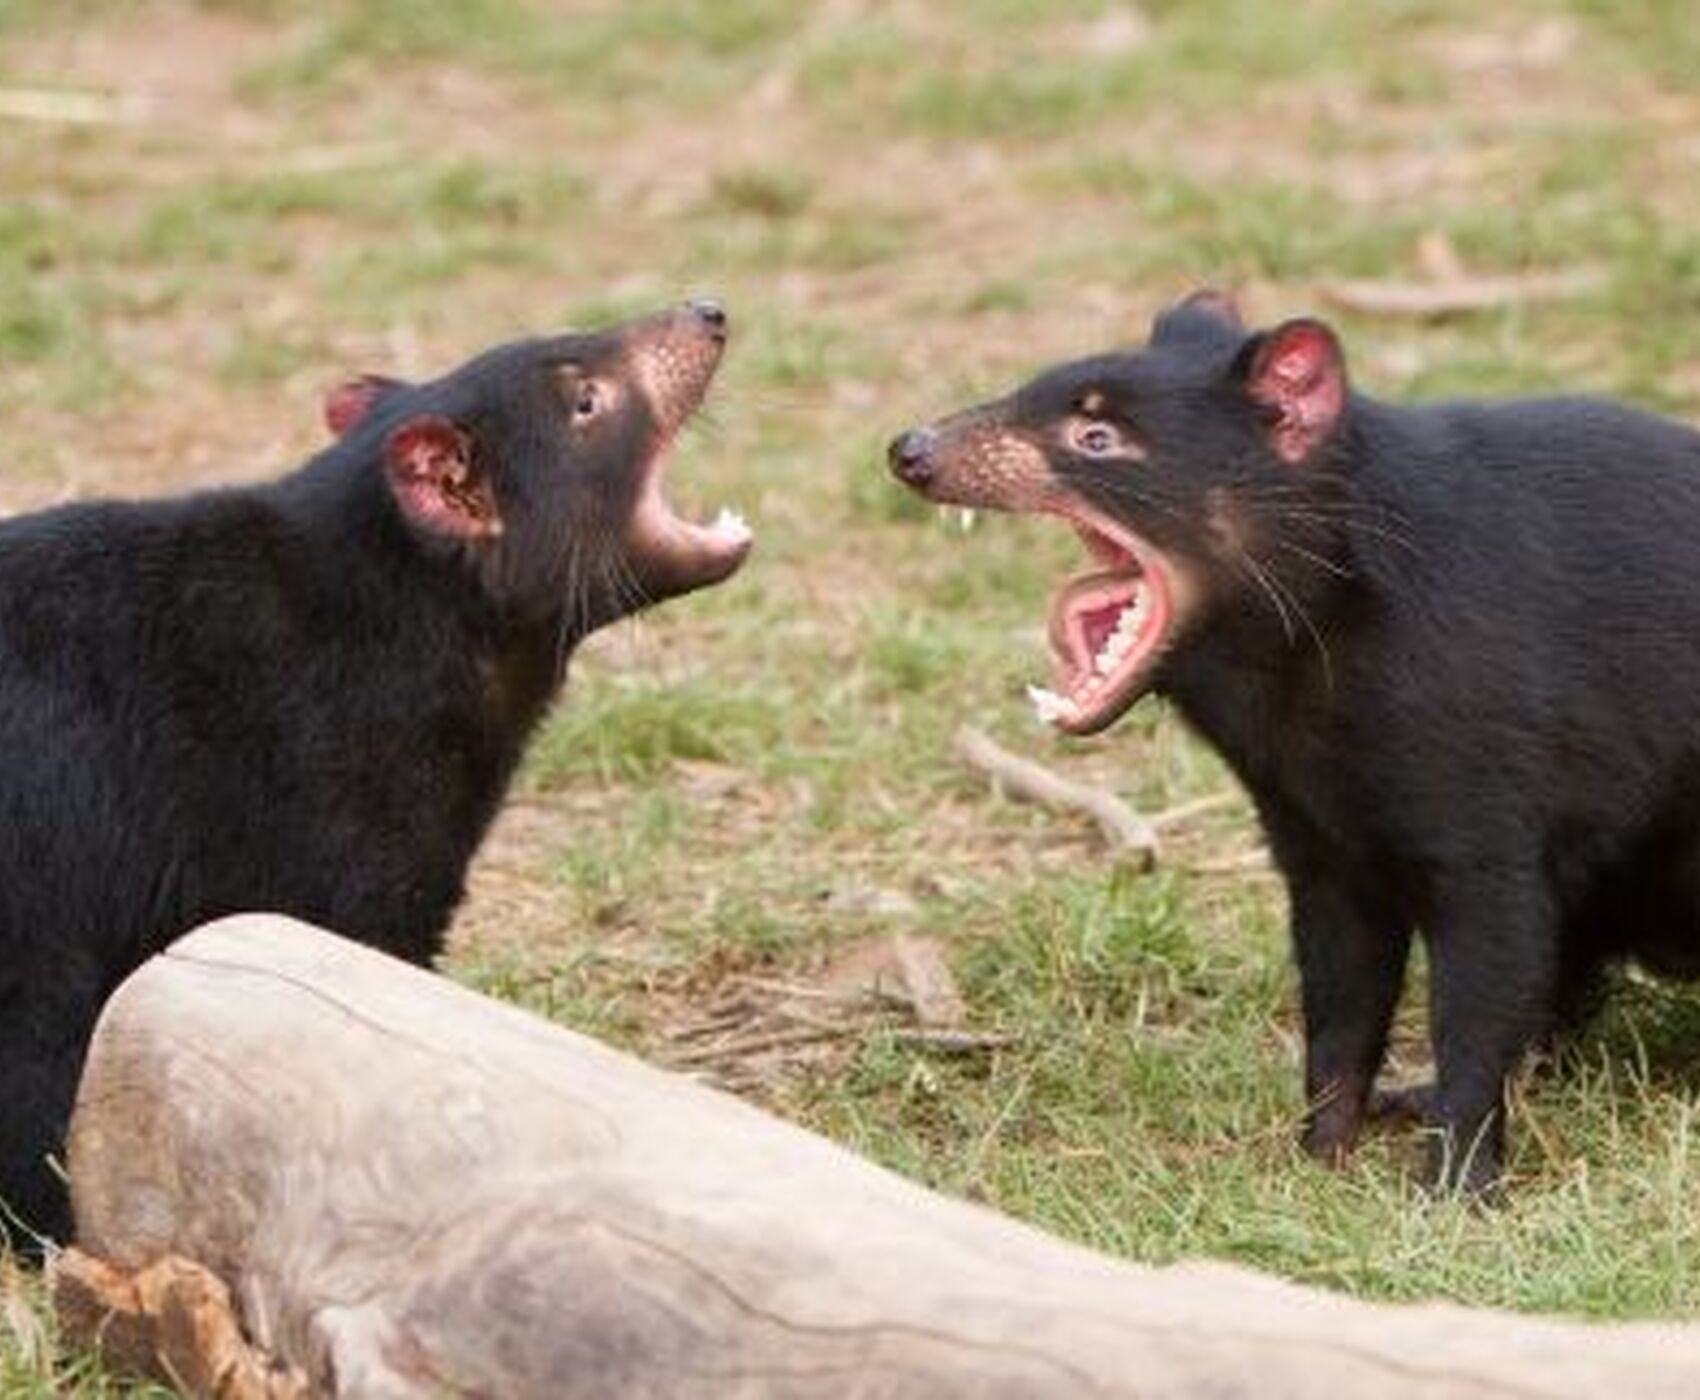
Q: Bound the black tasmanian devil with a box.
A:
[889,288,1700,1193]
[0,299,751,1251]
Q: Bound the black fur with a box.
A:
[893,293,1700,1193]
[0,302,742,1251]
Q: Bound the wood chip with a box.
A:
[890,935,966,1029]
[54,1249,308,1399]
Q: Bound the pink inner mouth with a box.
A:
[625,334,753,592]
[630,440,753,582]
[1033,514,1176,736]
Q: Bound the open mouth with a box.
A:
[1028,512,1177,736]
[627,336,754,595]
[630,443,753,592]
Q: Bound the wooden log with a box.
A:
[63,915,1700,1398]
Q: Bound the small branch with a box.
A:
[1149,792,1239,829]
[1187,849,1274,877]
[661,1012,750,1044]
[1319,267,1605,319]
[891,1029,1018,1055]
[725,974,909,1012]
[668,1024,852,1067]
[266,141,401,177]
[0,87,145,126]
[955,726,1157,869]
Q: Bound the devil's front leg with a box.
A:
[1421,866,1559,1195]
[1284,861,1414,1163]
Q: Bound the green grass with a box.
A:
[4,0,1700,1390]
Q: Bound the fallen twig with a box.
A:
[954,725,1158,869]
[692,1069,770,1095]
[891,1029,1018,1055]
[1187,849,1274,876]
[1149,792,1239,829]
[0,86,144,126]
[772,1005,854,1034]
[661,1011,750,1044]
[1319,267,1605,319]
[267,141,400,177]
[668,1024,853,1067]
[727,973,907,1009]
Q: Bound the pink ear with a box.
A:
[324,374,403,437]
[383,416,503,542]
[1244,319,1346,465]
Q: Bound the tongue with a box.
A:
[1080,597,1127,659]
[1054,573,1140,673]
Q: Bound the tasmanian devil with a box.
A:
[889,288,1700,1194]
[0,299,751,1252]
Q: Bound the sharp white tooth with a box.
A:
[957,508,978,533]
[711,506,751,537]
[1025,684,1077,726]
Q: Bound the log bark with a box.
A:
[63,914,1700,1398]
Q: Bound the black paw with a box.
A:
[1367,1082,1436,1126]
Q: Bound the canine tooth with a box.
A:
[1025,684,1077,726]
[1027,684,1057,723]
[957,508,978,533]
